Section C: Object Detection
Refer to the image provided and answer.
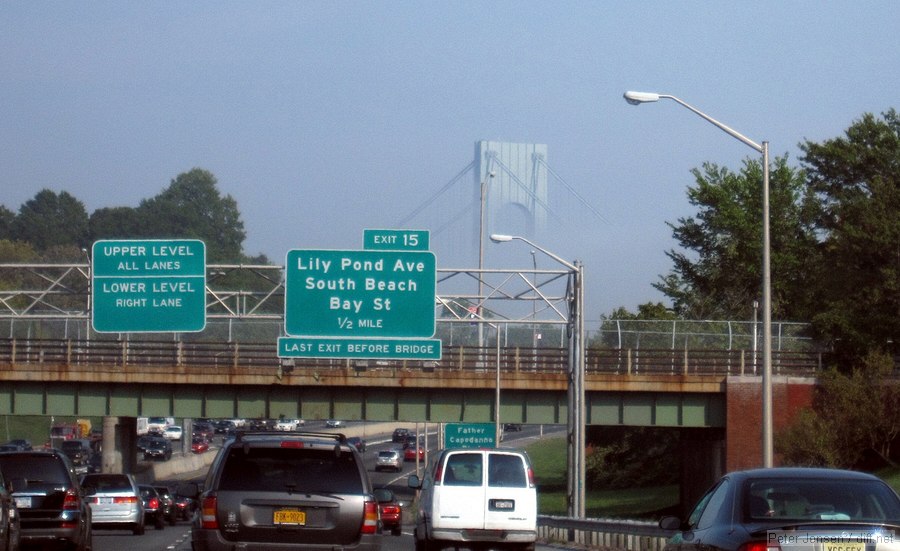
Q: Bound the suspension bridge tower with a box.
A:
[475,141,550,244]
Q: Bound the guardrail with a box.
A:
[0,337,822,376]
[537,515,674,551]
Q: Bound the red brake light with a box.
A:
[63,489,80,510]
[112,496,138,504]
[434,463,443,485]
[740,541,779,551]
[280,441,304,448]
[201,495,219,529]
[361,500,378,534]
[149,497,159,509]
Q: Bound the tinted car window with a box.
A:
[82,474,133,492]
[488,454,526,488]
[218,447,364,493]
[444,453,483,486]
[746,478,900,521]
[0,454,69,484]
[697,478,730,530]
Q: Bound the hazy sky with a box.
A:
[3,2,898,321]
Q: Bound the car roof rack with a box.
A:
[233,430,347,445]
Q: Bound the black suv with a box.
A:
[0,459,21,551]
[183,431,381,550]
[0,449,92,550]
[143,437,173,461]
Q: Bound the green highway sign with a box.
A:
[444,423,497,449]
[363,229,429,251]
[91,239,206,333]
[278,337,442,360]
[284,249,436,338]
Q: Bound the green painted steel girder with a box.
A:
[0,381,724,427]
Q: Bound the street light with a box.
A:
[623,90,773,468]
[490,234,586,518]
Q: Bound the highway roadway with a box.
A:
[92,422,569,551]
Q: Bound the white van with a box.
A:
[408,448,537,551]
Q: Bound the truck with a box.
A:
[50,419,92,448]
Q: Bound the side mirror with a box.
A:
[659,516,683,531]
[407,475,422,490]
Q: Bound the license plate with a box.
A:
[489,499,515,511]
[14,497,31,509]
[824,544,865,551]
[273,509,306,525]
[96,497,114,504]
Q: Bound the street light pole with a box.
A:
[623,91,773,467]
[490,234,586,518]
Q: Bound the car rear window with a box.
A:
[488,454,527,488]
[219,446,364,493]
[444,453,483,486]
[746,478,900,521]
[378,451,397,458]
[82,474,132,492]
[0,455,69,484]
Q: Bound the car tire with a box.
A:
[168,513,177,526]
[132,522,144,535]
[392,525,402,536]
[155,516,165,530]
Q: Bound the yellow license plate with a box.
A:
[824,543,865,551]
[273,509,306,525]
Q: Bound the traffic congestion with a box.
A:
[0,418,562,551]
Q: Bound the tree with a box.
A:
[135,168,246,262]
[778,352,900,467]
[800,110,900,362]
[11,190,90,251]
[655,156,819,321]
[0,205,14,240]
[88,206,143,241]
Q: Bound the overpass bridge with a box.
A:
[1,337,818,472]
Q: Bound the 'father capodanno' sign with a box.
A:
[284,249,436,338]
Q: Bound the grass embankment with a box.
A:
[526,436,900,520]
[525,436,678,519]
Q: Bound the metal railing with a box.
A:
[0,337,822,376]
[537,515,673,551]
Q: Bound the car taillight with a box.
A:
[361,500,378,535]
[740,540,780,551]
[112,496,138,504]
[201,495,218,529]
[149,497,159,509]
[526,466,535,487]
[434,464,443,485]
[382,504,400,515]
[63,489,80,510]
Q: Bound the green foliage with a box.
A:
[778,352,900,467]
[0,205,14,240]
[135,168,246,262]
[801,110,900,362]
[656,156,817,321]
[11,190,90,251]
[526,435,679,518]
[584,427,680,490]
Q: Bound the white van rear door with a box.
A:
[484,452,536,531]
[433,451,486,530]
